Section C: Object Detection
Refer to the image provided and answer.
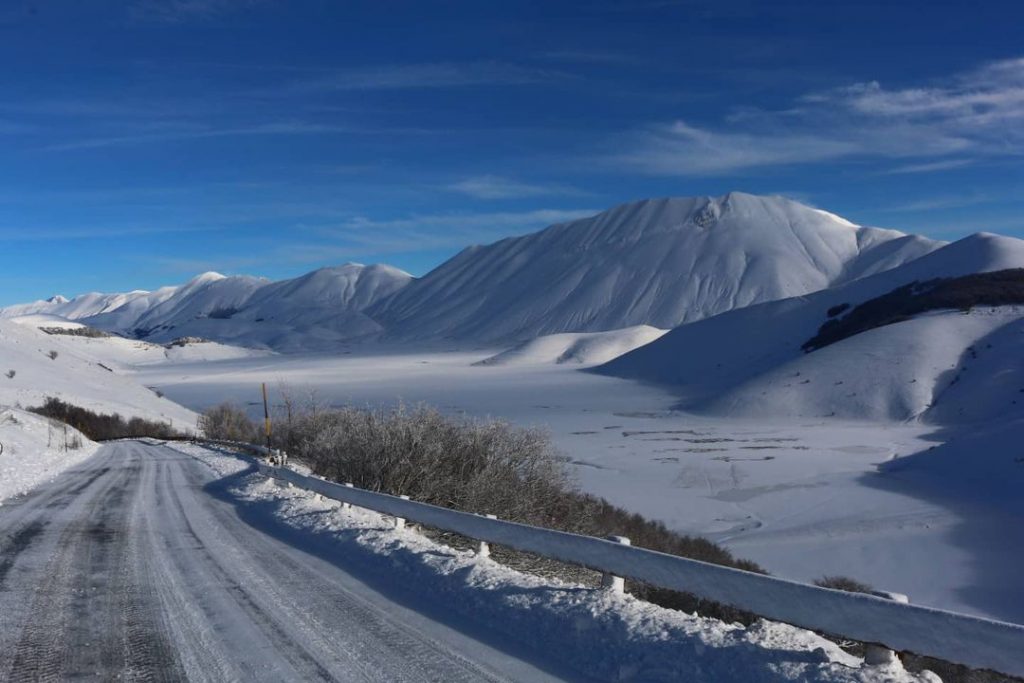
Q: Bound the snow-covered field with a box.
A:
[131,348,1024,624]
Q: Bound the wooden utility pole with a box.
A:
[261,382,272,449]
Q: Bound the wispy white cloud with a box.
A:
[272,62,565,95]
[130,0,266,23]
[446,175,587,200]
[615,120,858,175]
[881,159,975,175]
[615,56,1024,175]
[42,120,414,151]
[281,208,598,264]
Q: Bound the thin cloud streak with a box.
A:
[446,175,588,200]
[268,62,567,95]
[281,208,598,265]
[614,56,1024,175]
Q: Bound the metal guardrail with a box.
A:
[238,454,1024,676]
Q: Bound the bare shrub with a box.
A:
[4,370,14,379]
[39,326,111,338]
[29,397,180,440]
[814,575,874,594]
[47,350,59,360]
[198,402,262,443]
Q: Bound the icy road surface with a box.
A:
[0,441,570,682]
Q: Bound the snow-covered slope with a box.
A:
[0,318,196,429]
[108,265,412,351]
[477,325,668,367]
[0,407,99,502]
[370,193,941,343]
[0,263,415,352]
[0,289,172,322]
[598,233,1024,423]
[125,272,268,339]
[218,264,412,351]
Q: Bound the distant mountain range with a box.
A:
[2,193,949,351]
[3,263,411,352]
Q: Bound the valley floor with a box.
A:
[134,348,1024,624]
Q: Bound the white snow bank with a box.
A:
[477,326,668,367]
[0,408,98,503]
[169,441,940,682]
[0,319,197,430]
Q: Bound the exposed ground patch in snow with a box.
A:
[169,440,939,683]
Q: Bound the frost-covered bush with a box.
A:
[283,404,571,527]
[198,402,262,443]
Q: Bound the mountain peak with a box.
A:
[189,271,227,284]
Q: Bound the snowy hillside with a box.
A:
[1,263,413,352]
[0,408,99,502]
[370,193,941,343]
[87,264,411,350]
[477,325,667,366]
[215,264,412,351]
[0,289,174,322]
[5,315,269,369]
[0,318,196,429]
[599,233,1024,423]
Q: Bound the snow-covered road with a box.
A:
[0,441,571,682]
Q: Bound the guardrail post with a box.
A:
[864,591,909,666]
[394,495,410,529]
[478,514,498,557]
[601,536,631,593]
[342,483,354,510]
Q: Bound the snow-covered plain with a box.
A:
[131,347,1024,625]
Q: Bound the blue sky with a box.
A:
[1,0,1022,304]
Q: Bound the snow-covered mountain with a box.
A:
[1,263,413,352]
[0,289,172,322]
[369,193,941,343]
[598,232,1024,423]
